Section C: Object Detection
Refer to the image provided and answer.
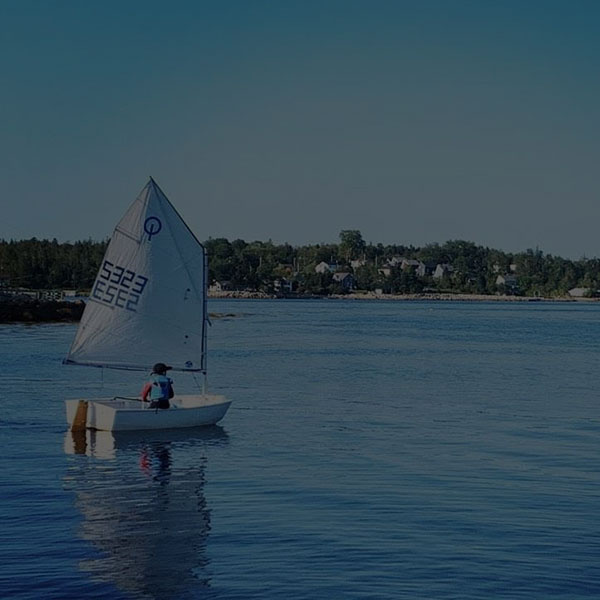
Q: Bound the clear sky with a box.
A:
[1,0,599,258]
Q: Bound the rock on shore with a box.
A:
[0,299,85,323]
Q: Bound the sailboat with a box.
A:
[64,178,231,431]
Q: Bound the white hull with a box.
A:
[66,394,231,432]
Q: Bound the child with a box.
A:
[141,362,174,409]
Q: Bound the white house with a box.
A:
[350,258,366,269]
[568,287,590,298]
[386,256,404,267]
[433,264,454,279]
[495,274,517,286]
[315,261,337,274]
[401,259,422,270]
[496,274,518,293]
[209,281,232,293]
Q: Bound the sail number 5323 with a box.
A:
[91,260,148,312]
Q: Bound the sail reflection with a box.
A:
[64,427,228,599]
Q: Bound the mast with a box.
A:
[202,250,208,394]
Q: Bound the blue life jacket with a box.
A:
[150,374,172,401]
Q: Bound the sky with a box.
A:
[1,0,599,258]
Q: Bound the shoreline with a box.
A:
[0,299,85,323]
[208,291,598,303]
[1,292,596,324]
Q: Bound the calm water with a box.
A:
[1,300,599,599]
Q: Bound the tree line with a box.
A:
[1,233,600,297]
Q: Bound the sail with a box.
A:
[65,178,207,372]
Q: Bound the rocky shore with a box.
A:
[1,292,594,324]
[0,298,242,323]
[209,291,596,302]
[0,299,85,323]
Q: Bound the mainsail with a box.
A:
[65,178,207,372]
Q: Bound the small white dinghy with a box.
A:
[64,178,231,431]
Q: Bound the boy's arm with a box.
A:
[141,382,152,401]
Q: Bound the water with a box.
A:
[1,300,599,599]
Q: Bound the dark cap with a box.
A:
[152,362,172,374]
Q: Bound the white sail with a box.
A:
[65,178,207,372]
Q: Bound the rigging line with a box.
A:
[192,372,207,394]
[149,178,206,250]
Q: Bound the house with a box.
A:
[496,274,518,293]
[38,290,64,301]
[6,288,37,300]
[433,264,454,279]
[62,290,85,303]
[568,287,590,298]
[274,278,294,293]
[209,281,233,293]
[378,266,392,277]
[495,274,517,286]
[401,259,422,271]
[315,261,338,274]
[332,272,355,291]
[416,261,437,277]
[386,256,404,267]
[350,258,366,270]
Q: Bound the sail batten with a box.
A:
[65,179,207,372]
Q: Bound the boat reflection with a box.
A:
[64,427,228,599]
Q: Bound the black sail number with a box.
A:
[92,260,148,312]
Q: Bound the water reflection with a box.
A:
[64,427,228,599]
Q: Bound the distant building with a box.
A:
[416,261,437,277]
[433,264,454,279]
[38,290,64,301]
[568,287,590,298]
[495,274,517,286]
[315,261,338,274]
[274,278,294,293]
[209,281,233,293]
[496,274,519,293]
[386,256,404,267]
[350,258,366,270]
[332,272,355,291]
[401,259,422,270]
